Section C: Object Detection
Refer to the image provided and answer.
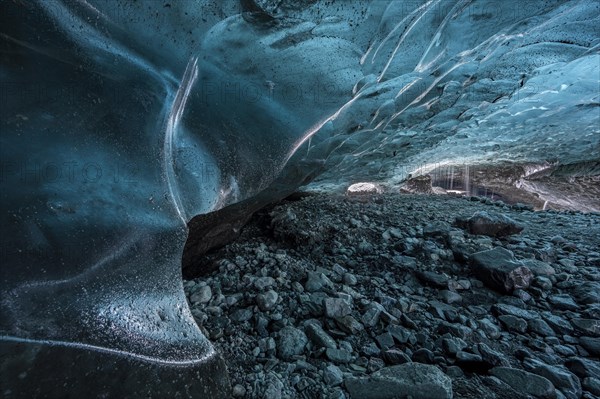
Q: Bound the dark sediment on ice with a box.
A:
[185,192,600,399]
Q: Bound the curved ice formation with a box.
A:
[1,0,598,395]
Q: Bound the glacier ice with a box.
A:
[1,0,598,395]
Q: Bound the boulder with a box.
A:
[471,247,533,293]
[456,211,524,237]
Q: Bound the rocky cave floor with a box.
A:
[184,193,600,399]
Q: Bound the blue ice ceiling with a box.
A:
[0,0,598,395]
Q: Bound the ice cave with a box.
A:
[1,0,599,398]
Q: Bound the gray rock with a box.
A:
[326,348,352,364]
[528,319,557,337]
[498,315,528,333]
[344,363,452,399]
[190,285,212,304]
[523,259,556,276]
[232,384,246,397]
[582,377,600,396]
[528,362,582,399]
[571,282,600,304]
[429,301,458,322]
[387,325,416,345]
[368,357,386,373]
[583,304,600,320]
[533,276,554,290]
[277,326,308,360]
[363,342,381,357]
[230,307,254,322]
[478,318,502,339]
[295,360,317,372]
[304,292,328,316]
[292,281,304,293]
[401,314,419,330]
[455,351,483,364]
[324,365,344,386]
[442,337,468,356]
[305,272,333,292]
[336,315,364,335]
[579,337,600,356]
[362,305,383,328]
[548,294,579,311]
[255,276,276,290]
[513,289,533,303]
[423,221,451,237]
[305,322,337,349]
[446,366,464,379]
[380,309,399,325]
[477,343,510,367]
[382,349,412,365]
[328,388,347,399]
[440,290,462,304]
[543,313,574,335]
[416,271,449,288]
[343,273,358,286]
[492,303,537,320]
[264,377,283,399]
[339,341,353,353]
[490,367,556,399]
[412,348,435,364]
[436,321,472,339]
[457,211,524,237]
[471,247,533,293]
[325,297,352,319]
[376,332,395,351]
[447,279,472,291]
[558,259,577,272]
[256,290,279,311]
[571,319,600,337]
[565,358,600,379]
[555,345,578,357]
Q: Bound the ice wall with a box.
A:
[1,0,598,395]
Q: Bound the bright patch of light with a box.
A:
[346,182,383,195]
